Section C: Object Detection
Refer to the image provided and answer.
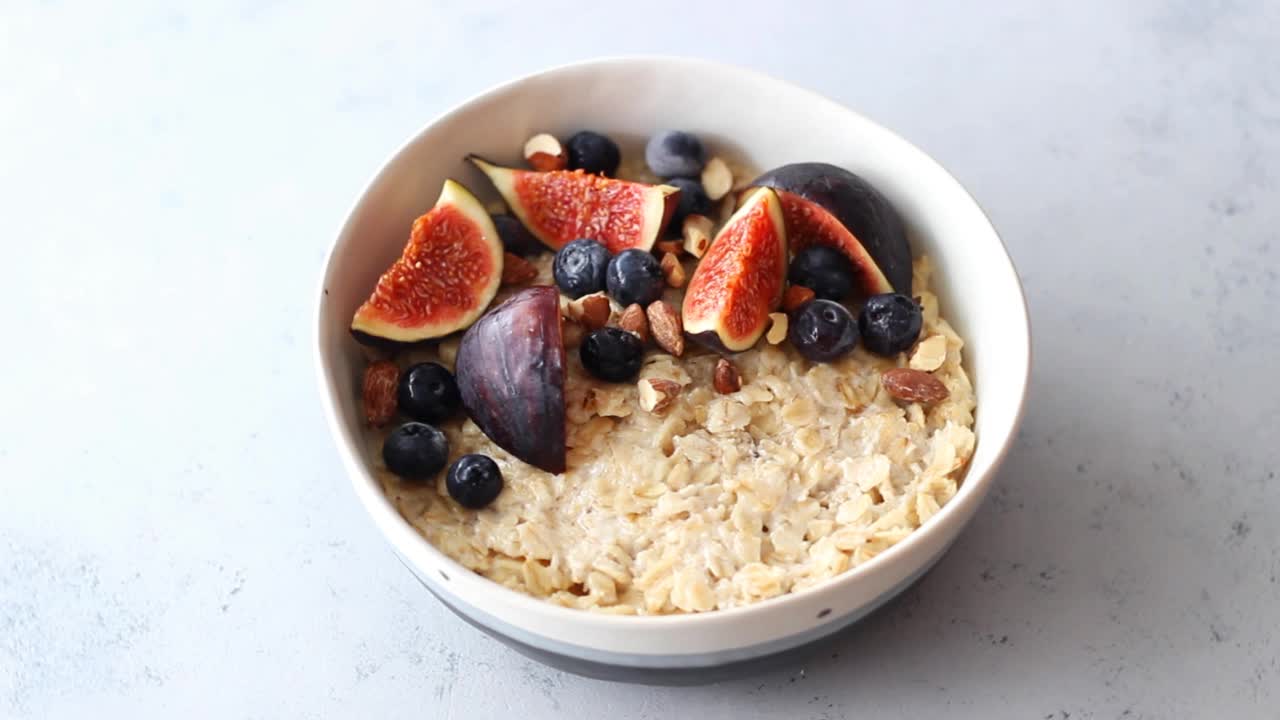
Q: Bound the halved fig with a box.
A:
[682,187,788,353]
[351,180,503,345]
[455,286,566,473]
[468,156,679,254]
[751,162,912,294]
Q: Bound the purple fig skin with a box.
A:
[455,286,567,473]
[751,162,912,294]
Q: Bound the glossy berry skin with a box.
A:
[788,246,856,301]
[858,293,923,357]
[492,213,543,256]
[446,454,504,509]
[665,177,712,233]
[788,300,860,362]
[645,130,706,178]
[382,422,449,481]
[565,131,621,176]
[605,249,665,307]
[580,327,644,382]
[553,238,612,298]
[397,362,461,423]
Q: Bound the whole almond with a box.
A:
[523,133,567,171]
[765,312,788,345]
[501,252,538,286]
[646,300,685,357]
[572,293,611,330]
[881,368,950,405]
[660,252,687,288]
[655,239,683,256]
[638,378,681,413]
[713,358,742,394]
[362,361,400,427]
[618,303,650,343]
[681,214,714,258]
[782,285,816,311]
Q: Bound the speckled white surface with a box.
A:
[3,1,1278,717]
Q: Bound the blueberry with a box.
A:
[580,327,644,382]
[397,362,460,423]
[605,249,664,307]
[665,177,712,233]
[446,454,504,509]
[789,246,857,301]
[788,300,860,362]
[565,131,620,176]
[553,238,611,298]
[645,130,706,178]
[858,293,922,356]
[382,422,449,481]
[492,213,543,256]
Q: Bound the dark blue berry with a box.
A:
[382,422,449,481]
[665,177,712,233]
[858,293,922,356]
[553,238,611,298]
[565,131,620,176]
[645,130,706,178]
[580,327,644,382]
[397,362,460,423]
[492,213,543,256]
[605,249,664,307]
[789,246,857,301]
[446,454,504,509]
[788,300,860,362]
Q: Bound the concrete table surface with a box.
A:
[3,1,1277,717]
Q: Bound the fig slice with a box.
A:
[455,286,566,473]
[351,179,503,346]
[751,162,912,294]
[467,156,679,254]
[682,187,788,353]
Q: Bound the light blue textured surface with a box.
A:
[3,1,1278,717]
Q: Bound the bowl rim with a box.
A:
[314,55,1031,633]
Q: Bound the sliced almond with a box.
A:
[881,368,949,405]
[713,358,742,394]
[908,335,948,372]
[681,214,714,258]
[700,157,733,201]
[766,312,789,345]
[501,252,538,286]
[646,300,685,357]
[655,239,683,257]
[660,252,687,288]
[523,133,567,171]
[782,285,816,311]
[638,378,681,413]
[568,292,611,330]
[618,303,649,343]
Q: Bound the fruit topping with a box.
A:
[383,422,449,481]
[881,367,949,405]
[659,252,687,288]
[469,157,678,253]
[713,358,742,394]
[501,252,538,286]
[858,293,922,357]
[645,130,707,178]
[580,327,644,382]
[788,245,856,301]
[681,214,714,258]
[700,157,733,201]
[665,177,712,233]
[646,300,685,357]
[765,313,788,345]
[523,133,567,171]
[682,187,788,352]
[782,284,816,311]
[446,454,504,509]
[606,249,665,307]
[565,130,621,176]
[492,213,544,257]
[362,361,400,427]
[788,299,859,362]
[638,378,681,413]
[552,238,612,298]
[618,303,650,343]
[351,180,503,345]
[456,287,567,473]
[752,162,911,294]
[397,362,461,423]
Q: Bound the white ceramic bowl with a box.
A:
[315,57,1030,682]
